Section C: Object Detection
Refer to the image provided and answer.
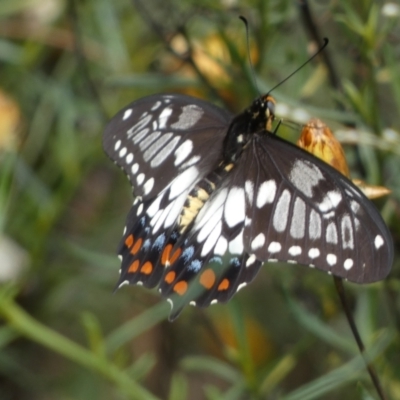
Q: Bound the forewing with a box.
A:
[103,93,232,199]
[108,94,233,294]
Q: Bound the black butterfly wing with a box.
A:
[157,181,263,316]
[104,94,234,290]
[104,93,393,320]
[238,132,393,283]
[156,130,392,318]
[103,93,233,200]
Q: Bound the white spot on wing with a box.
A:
[171,104,204,129]
[327,254,337,266]
[246,254,256,267]
[237,282,247,292]
[150,209,163,230]
[126,153,134,164]
[180,155,201,168]
[224,187,245,228]
[196,189,228,230]
[288,246,302,256]
[289,159,324,197]
[326,222,338,244]
[164,191,189,229]
[131,163,139,174]
[137,173,145,185]
[374,235,384,249]
[309,210,322,239]
[128,114,152,140]
[158,107,173,129]
[341,214,354,249]
[166,298,173,310]
[308,248,320,258]
[137,203,144,215]
[174,139,193,166]
[290,197,305,239]
[201,221,222,257]
[119,147,127,158]
[251,233,265,250]
[131,128,149,144]
[268,241,281,253]
[123,109,132,120]
[151,136,181,167]
[273,189,291,232]
[143,133,173,162]
[153,194,183,233]
[319,190,342,212]
[118,280,129,289]
[169,166,199,200]
[143,178,154,195]
[344,258,354,270]
[198,208,222,243]
[214,236,228,255]
[228,230,244,255]
[139,131,161,151]
[245,180,254,205]
[147,194,163,218]
[114,139,121,151]
[257,180,277,208]
[151,101,161,111]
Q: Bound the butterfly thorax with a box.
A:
[223,94,276,162]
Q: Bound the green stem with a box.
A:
[0,291,160,400]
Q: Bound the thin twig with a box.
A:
[297,0,341,92]
[333,277,387,400]
[131,0,229,108]
[68,0,108,120]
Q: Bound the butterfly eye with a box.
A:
[265,96,276,116]
[264,95,275,130]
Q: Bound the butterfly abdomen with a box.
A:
[177,161,235,234]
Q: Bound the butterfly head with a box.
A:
[249,94,276,132]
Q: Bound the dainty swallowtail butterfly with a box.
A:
[103,93,393,320]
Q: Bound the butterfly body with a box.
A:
[103,93,393,319]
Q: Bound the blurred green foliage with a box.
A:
[0,0,399,399]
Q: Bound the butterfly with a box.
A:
[103,93,393,320]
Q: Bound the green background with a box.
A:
[0,0,399,399]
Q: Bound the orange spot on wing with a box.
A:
[161,244,173,265]
[218,278,230,291]
[125,234,134,248]
[130,238,143,255]
[200,269,216,289]
[169,248,182,265]
[128,260,140,273]
[161,244,181,266]
[173,281,188,296]
[165,271,176,284]
[140,261,153,275]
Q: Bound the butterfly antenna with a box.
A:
[268,37,329,94]
[239,16,260,96]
